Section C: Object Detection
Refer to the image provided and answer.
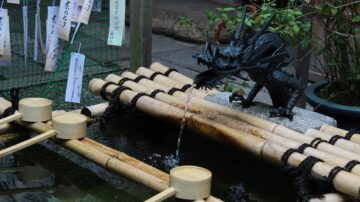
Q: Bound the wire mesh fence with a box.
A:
[0,0,127,110]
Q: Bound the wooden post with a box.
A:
[295,5,312,108]
[130,0,152,72]
[295,45,311,108]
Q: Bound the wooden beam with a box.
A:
[130,0,152,72]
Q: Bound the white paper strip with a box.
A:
[23,6,28,65]
[58,0,76,41]
[7,0,20,4]
[107,0,125,46]
[70,22,80,44]
[78,0,94,24]
[76,0,84,6]
[34,18,38,60]
[71,2,81,23]
[65,52,85,103]
[0,9,8,55]
[44,30,60,72]
[46,6,59,53]
[0,15,11,66]
[37,7,46,54]
[92,0,101,13]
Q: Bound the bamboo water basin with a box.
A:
[0,108,299,201]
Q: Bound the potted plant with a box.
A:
[304,0,360,130]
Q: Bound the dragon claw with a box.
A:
[269,107,294,120]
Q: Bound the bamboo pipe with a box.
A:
[89,78,360,198]
[81,138,169,182]
[0,97,16,135]
[321,124,360,145]
[0,98,16,134]
[80,102,109,117]
[117,73,360,161]
[0,123,15,135]
[149,62,218,95]
[305,129,360,154]
[150,62,193,85]
[0,99,222,202]
[135,67,207,98]
[0,97,11,115]
[0,130,57,158]
[102,76,360,175]
[309,193,349,202]
[122,71,169,91]
[204,113,360,175]
[105,74,191,111]
[145,187,177,202]
[0,113,22,125]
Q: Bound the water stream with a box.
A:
[175,84,195,162]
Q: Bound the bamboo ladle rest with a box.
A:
[0,98,52,125]
[0,113,87,158]
[145,166,212,202]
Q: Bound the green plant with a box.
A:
[311,0,360,106]
[178,16,194,26]
[223,78,249,95]
[206,1,311,43]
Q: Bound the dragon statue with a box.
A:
[193,7,304,120]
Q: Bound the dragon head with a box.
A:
[193,11,289,90]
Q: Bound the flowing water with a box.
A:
[175,84,195,162]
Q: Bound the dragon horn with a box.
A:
[212,46,220,67]
[248,13,277,45]
[205,42,212,54]
[232,5,247,47]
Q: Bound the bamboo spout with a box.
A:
[149,62,218,95]
[135,67,207,98]
[149,62,193,84]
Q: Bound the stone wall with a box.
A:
[211,0,238,5]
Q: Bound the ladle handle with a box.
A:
[0,129,57,158]
[145,187,177,202]
[0,113,22,125]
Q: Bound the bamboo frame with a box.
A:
[102,76,360,176]
[135,67,207,98]
[305,129,360,154]
[321,124,360,145]
[117,73,360,161]
[89,79,360,198]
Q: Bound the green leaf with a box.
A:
[293,24,300,34]
[330,8,337,16]
[222,7,236,12]
[353,15,360,23]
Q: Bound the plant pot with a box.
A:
[305,82,360,131]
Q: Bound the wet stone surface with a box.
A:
[205,92,337,133]
[0,191,57,202]
[0,166,55,190]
